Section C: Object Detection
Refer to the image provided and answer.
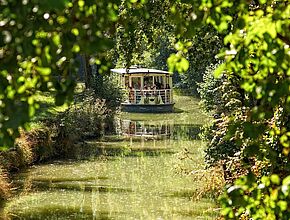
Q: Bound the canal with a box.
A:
[1,95,218,219]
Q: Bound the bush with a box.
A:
[0,143,33,172]
[199,63,246,184]
[0,127,53,174]
[92,73,123,112]
[18,127,54,163]
[202,115,241,167]
[0,167,10,203]
[198,64,224,113]
[220,174,290,220]
[52,90,115,158]
[191,165,225,200]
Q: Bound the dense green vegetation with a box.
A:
[1,0,290,219]
[196,1,290,219]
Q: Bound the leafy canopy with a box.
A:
[0,0,152,149]
[189,0,290,218]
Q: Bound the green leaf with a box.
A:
[277,200,287,211]
[167,53,189,73]
[78,0,85,8]
[261,176,271,187]
[282,176,290,186]
[29,105,35,117]
[241,81,256,92]
[72,44,80,53]
[214,63,225,77]
[219,21,228,32]
[57,16,68,25]
[270,174,280,185]
[178,57,189,72]
[71,28,79,36]
[36,67,51,76]
[17,85,26,94]
[52,34,61,46]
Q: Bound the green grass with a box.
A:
[28,83,86,129]
[32,92,67,117]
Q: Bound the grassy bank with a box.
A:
[0,89,118,203]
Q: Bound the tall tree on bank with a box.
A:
[176,26,223,94]
[114,0,173,68]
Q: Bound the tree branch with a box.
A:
[277,33,290,46]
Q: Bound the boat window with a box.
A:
[132,77,141,89]
[144,76,153,89]
[155,76,163,89]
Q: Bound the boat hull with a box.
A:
[121,103,174,113]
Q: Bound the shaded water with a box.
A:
[1,95,218,219]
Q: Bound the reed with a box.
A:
[190,165,225,200]
[0,167,10,202]
[18,128,54,162]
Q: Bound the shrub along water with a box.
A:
[0,167,10,205]
[52,91,116,158]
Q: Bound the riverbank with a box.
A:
[0,90,117,204]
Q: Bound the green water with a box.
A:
[1,95,218,219]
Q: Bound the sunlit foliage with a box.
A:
[0,0,126,148]
[1,0,290,217]
[191,0,290,218]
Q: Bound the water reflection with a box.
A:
[173,124,201,140]
[120,119,174,138]
[119,119,201,141]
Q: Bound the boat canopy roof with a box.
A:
[111,67,172,75]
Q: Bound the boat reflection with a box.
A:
[120,120,174,138]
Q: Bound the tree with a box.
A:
[0,0,161,149]
[176,26,223,95]
[190,0,290,218]
[199,65,244,171]
[113,0,173,68]
[2,0,290,216]
[0,0,126,148]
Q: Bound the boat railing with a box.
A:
[120,120,174,137]
[122,89,173,105]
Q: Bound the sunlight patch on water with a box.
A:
[6,156,217,219]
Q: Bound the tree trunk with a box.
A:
[82,54,93,88]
